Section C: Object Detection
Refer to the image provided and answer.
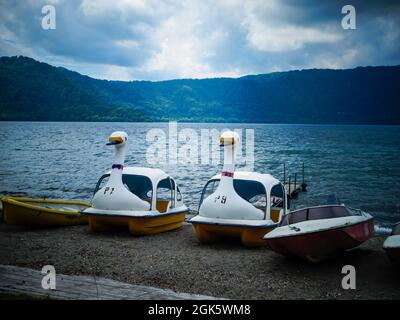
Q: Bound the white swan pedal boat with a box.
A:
[190,131,288,247]
[82,131,188,235]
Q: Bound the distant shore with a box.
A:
[1,120,400,126]
[0,223,398,299]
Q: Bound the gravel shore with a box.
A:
[0,222,398,299]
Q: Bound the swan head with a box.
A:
[220,130,240,147]
[106,131,128,146]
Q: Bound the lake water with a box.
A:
[0,122,399,233]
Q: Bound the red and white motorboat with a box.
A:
[263,205,374,262]
[383,222,400,263]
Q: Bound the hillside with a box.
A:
[1,56,399,124]
[0,56,147,122]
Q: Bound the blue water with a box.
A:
[0,122,399,232]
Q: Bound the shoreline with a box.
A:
[0,223,398,299]
[1,121,400,127]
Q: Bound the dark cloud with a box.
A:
[0,0,399,80]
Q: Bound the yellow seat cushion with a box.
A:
[270,208,281,223]
[156,200,170,213]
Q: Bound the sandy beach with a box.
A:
[0,222,398,300]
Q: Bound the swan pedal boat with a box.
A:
[190,131,288,247]
[263,205,374,262]
[82,131,188,235]
[383,222,400,263]
[190,171,287,247]
[1,197,89,227]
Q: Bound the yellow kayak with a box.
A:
[1,197,90,227]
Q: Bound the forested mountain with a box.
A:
[1,56,399,124]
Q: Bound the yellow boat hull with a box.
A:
[192,223,275,247]
[88,212,187,235]
[2,197,89,227]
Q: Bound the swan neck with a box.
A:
[221,144,235,184]
[109,144,126,184]
[114,144,126,166]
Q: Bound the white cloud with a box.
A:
[103,64,134,81]
[114,39,140,49]
[241,1,342,52]
[245,24,342,52]
[139,1,241,79]
[80,0,147,17]
[79,0,177,20]
[307,49,361,69]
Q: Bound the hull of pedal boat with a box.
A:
[2,197,89,227]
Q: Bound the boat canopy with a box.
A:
[119,167,169,183]
[200,171,286,219]
[209,171,281,190]
[94,167,182,211]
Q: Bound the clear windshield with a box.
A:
[199,178,267,216]
[270,184,285,208]
[94,174,153,202]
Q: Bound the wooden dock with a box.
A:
[0,264,221,300]
[283,162,307,198]
[284,183,306,198]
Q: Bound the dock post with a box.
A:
[294,173,297,197]
[301,162,307,191]
[283,162,286,185]
[288,176,291,208]
[288,176,291,198]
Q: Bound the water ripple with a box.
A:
[0,122,399,229]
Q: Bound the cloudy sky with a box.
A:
[0,0,399,80]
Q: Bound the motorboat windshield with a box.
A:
[279,205,355,226]
[392,222,400,235]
